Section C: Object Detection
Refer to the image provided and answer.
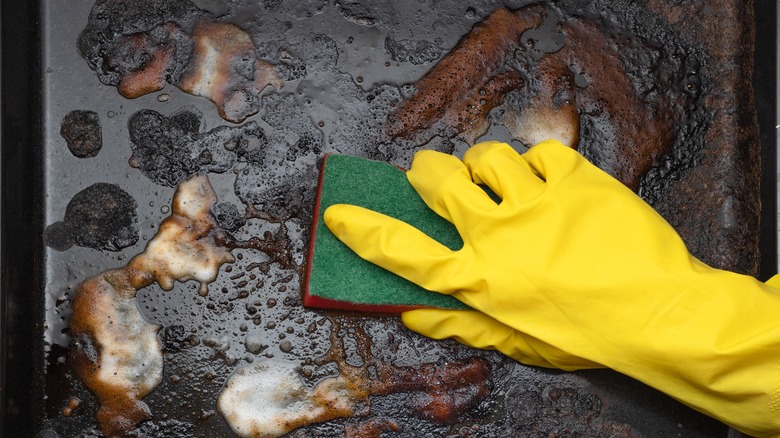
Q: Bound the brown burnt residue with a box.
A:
[382,0,758,276]
[78,0,282,123]
[507,14,683,191]
[219,221,297,271]
[324,318,492,424]
[69,175,233,437]
[62,397,81,417]
[110,23,185,99]
[179,20,283,123]
[385,5,545,142]
[458,70,526,142]
[387,3,699,192]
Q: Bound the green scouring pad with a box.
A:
[304,154,469,313]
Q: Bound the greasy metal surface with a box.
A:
[1,0,772,437]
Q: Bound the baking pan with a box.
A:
[2,0,777,437]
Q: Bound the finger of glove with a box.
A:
[324,204,462,292]
[402,308,560,368]
[406,150,498,225]
[462,141,546,203]
[521,139,588,183]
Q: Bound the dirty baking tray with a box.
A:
[2,0,777,437]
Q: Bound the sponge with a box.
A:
[304,154,469,313]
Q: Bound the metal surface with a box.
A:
[2,0,777,437]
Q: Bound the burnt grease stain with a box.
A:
[217,212,296,271]
[77,0,202,90]
[389,2,710,194]
[322,318,493,425]
[128,107,256,187]
[78,0,282,123]
[44,183,139,252]
[60,110,103,158]
[128,96,323,219]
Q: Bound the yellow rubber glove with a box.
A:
[324,140,780,437]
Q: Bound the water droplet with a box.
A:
[157,93,170,102]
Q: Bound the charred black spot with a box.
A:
[43,221,75,252]
[60,110,103,158]
[50,183,139,252]
[77,0,202,87]
[128,108,263,187]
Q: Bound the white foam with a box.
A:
[218,360,359,437]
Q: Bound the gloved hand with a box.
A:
[324,140,780,437]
